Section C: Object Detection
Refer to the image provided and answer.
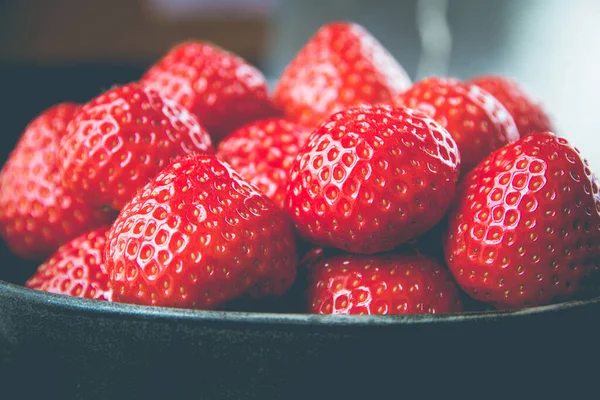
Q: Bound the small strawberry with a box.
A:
[0,103,115,260]
[468,75,553,136]
[444,132,600,309]
[216,118,312,208]
[307,251,463,314]
[25,226,112,301]
[105,154,298,309]
[141,41,276,142]
[273,22,412,128]
[285,104,460,254]
[58,83,213,211]
[394,77,519,174]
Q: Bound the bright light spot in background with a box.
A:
[502,0,600,171]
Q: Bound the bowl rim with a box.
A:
[2,279,599,327]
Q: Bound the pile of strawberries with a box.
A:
[2,21,599,314]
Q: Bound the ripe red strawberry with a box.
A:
[0,103,115,260]
[273,22,411,128]
[216,118,312,208]
[444,132,600,309]
[105,154,298,309]
[285,104,460,254]
[307,251,463,314]
[58,83,213,211]
[141,41,276,142]
[25,226,112,301]
[394,77,519,174]
[468,75,553,136]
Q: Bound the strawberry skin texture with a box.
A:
[0,103,115,260]
[234,164,289,209]
[217,118,312,208]
[468,75,553,136]
[25,226,112,301]
[444,132,600,309]
[141,41,276,142]
[308,252,463,314]
[285,104,460,254]
[58,83,213,211]
[105,154,298,309]
[273,22,412,128]
[395,77,520,174]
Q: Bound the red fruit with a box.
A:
[285,104,460,254]
[105,154,298,309]
[307,252,463,314]
[217,118,312,208]
[25,226,112,301]
[394,77,519,174]
[444,132,600,309]
[58,83,212,211]
[468,75,553,136]
[141,41,276,142]
[273,22,411,128]
[0,103,115,260]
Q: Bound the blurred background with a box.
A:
[1,0,599,167]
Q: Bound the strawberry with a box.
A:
[394,77,519,174]
[0,103,115,260]
[25,226,112,301]
[307,251,463,314]
[285,104,460,254]
[468,75,553,136]
[141,41,276,142]
[105,154,298,309]
[273,22,412,128]
[58,83,213,211]
[216,118,312,208]
[444,132,600,309]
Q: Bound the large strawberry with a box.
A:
[273,22,411,128]
[394,77,519,174]
[468,75,553,136]
[25,226,112,301]
[307,251,463,314]
[141,41,276,142]
[105,154,298,309]
[216,118,312,208]
[285,104,460,254]
[444,132,600,309]
[0,103,115,260]
[58,83,213,211]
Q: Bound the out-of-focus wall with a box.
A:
[0,0,271,65]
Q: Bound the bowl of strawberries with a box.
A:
[1,21,599,400]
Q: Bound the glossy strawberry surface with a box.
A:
[273,22,412,128]
[25,226,112,301]
[444,132,600,308]
[0,103,115,260]
[308,251,463,314]
[105,154,298,309]
[395,77,519,174]
[141,41,276,142]
[217,118,312,208]
[469,75,553,136]
[58,83,213,210]
[286,104,460,254]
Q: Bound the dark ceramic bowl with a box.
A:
[1,250,600,400]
